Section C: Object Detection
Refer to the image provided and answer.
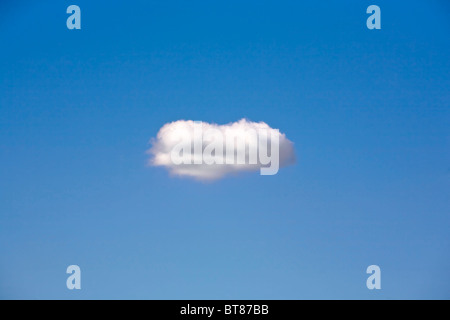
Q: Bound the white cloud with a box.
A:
[147,119,295,181]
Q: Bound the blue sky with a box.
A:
[0,0,449,299]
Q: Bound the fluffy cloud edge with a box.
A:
[147,119,296,181]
